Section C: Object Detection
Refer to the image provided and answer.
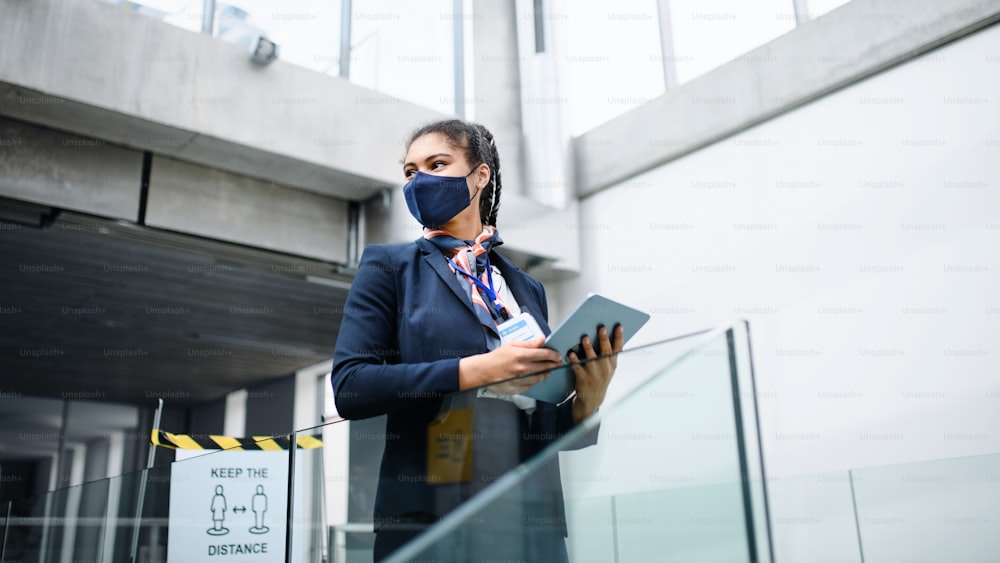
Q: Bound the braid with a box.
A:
[475,125,502,226]
[405,119,504,226]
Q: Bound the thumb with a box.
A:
[508,337,545,349]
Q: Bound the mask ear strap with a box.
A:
[465,163,486,184]
[466,163,489,220]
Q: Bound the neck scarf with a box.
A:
[423,225,508,347]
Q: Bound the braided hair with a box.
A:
[405,119,503,226]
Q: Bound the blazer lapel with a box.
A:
[416,237,477,318]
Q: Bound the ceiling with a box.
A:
[0,205,351,406]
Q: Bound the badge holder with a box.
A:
[497,311,545,345]
[426,392,476,484]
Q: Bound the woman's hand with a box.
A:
[458,337,563,394]
[569,324,624,423]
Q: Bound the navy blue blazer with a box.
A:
[331,237,579,530]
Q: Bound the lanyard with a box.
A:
[447,253,512,322]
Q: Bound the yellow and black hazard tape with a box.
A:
[151,430,322,451]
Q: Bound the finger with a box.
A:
[521,346,563,364]
[567,350,586,371]
[509,337,544,349]
[518,351,562,373]
[606,324,624,370]
[567,350,588,382]
[613,324,625,353]
[580,334,596,359]
[507,339,548,366]
[597,325,612,356]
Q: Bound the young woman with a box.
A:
[331,119,622,561]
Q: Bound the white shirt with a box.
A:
[476,265,539,413]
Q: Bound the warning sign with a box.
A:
[167,450,288,562]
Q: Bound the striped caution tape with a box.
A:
[151,430,322,451]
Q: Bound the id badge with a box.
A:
[426,407,474,484]
[498,311,544,345]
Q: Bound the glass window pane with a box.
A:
[100,1,343,75]
[556,0,666,135]
[668,0,797,85]
[222,1,343,75]
[350,0,457,114]
[100,0,459,113]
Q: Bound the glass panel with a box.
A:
[97,0,463,113]
[766,472,863,562]
[289,432,329,563]
[26,464,135,561]
[350,0,457,113]
[69,477,109,559]
[557,0,666,135]
[0,324,773,562]
[4,427,341,562]
[322,376,379,563]
[667,0,796,85]
[561,332,748,561]
[589,328,715,405]
[0,395,64,560]
[137,462,174,561]
[381,326,772,562]
[12,471,132,562]
[99,0,344,75]
[730,321,774,563]
[223,1,344,75]
[1,500,9,561]
[851,453,1000,561]
[343,415,384,559]
[3,486,47,562]
[39,480,70,561]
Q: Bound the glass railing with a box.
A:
[0,427,335,562]
[762,453,1000,562]
[766,471,865,562]
[1,459,152,562]
[0,322,775,562]
[384,321,773,562]
[8,322,1000,561]
[851,453,1000,561]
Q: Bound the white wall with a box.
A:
[555,23,1000,479]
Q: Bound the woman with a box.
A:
[331,119,622,561]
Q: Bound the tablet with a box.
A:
[522,293,650,403]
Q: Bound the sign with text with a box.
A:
[167,450,288,562]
